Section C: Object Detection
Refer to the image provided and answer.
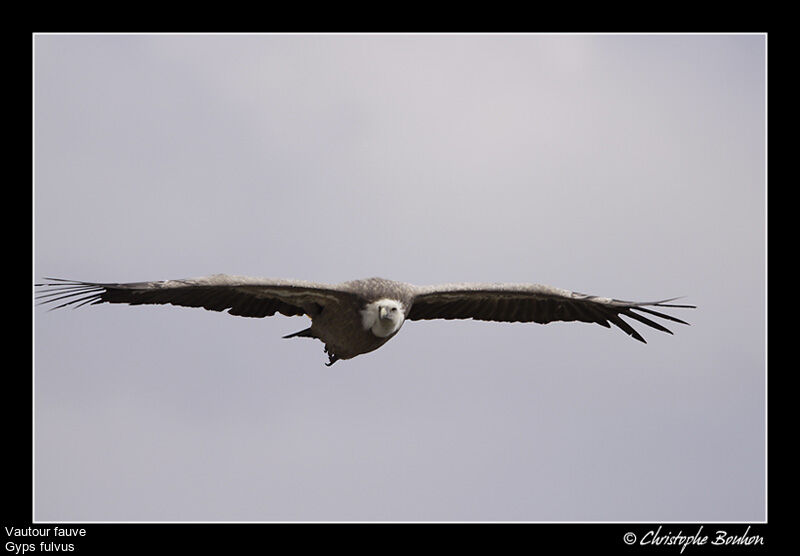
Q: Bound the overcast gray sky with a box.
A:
[34,33,765,522]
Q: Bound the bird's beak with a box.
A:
[379,306,389,320]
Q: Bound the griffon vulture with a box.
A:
[36,275,695,366]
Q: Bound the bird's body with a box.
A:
[288,278,412,364]
[36,274,695,365]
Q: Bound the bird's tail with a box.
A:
[282,327,316,339]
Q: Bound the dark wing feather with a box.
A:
[407,283,694,343]
[35,274,354,318]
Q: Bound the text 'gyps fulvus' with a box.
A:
[36,275,695,366]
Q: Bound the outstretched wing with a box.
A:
[35,274,355,318]
[408,283,695,343]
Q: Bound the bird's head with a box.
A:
[361,298,405,338]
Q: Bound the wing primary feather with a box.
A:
[649,297,696,309]
[35,286,98,301]
[622,308,674,335]
[49,292,104,310]
[36,288,102,307]
[70,294,106,309]
[606,314,646,343]
[634,306,692,326]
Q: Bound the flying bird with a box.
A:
[35,275,695,366]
